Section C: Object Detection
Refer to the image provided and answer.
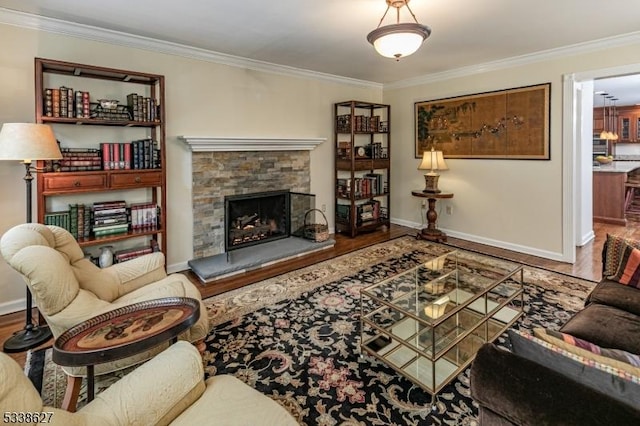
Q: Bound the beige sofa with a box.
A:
[0,341,298,425]
[0,223,210,409]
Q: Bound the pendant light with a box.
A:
[367,0,431,60]
[600,93,610,140]
[610,97,619,141]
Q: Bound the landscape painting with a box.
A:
[415,83,550,159]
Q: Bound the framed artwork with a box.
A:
[414,83,551,159]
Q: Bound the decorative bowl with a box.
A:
[98,99,119,109]
[595,157,613,165]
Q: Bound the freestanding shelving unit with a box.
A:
[34,58,167,258]
[334,100,390,237]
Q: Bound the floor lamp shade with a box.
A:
[0,123,61,162]
[0,123,61,353]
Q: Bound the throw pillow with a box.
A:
[607,244,640,288]
[603,234,640,277]
[533,328,640,377]
[508,329,640,407]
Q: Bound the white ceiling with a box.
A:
[2,0,640,102]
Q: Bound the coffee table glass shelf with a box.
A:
[360,250,523,396]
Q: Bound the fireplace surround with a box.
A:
[179,136,325,259]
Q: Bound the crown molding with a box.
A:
[179,137,326,152]
[385,31,640,90]
[0,8,381,90]
[4,7,639,92]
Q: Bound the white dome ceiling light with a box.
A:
[367,0,431,60]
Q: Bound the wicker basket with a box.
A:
[303,209,329,242]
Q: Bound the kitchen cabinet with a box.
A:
[618,107,640,143]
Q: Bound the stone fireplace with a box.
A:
[179,137,325,259]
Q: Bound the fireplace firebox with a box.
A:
[224,190,291,252]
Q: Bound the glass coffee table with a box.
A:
[360,249,523,401]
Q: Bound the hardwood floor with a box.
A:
[2,221,638,369]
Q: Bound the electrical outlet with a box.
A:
[421,200,427,208]
[321,203,326,212]
[445,205,453,215]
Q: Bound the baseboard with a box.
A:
[390,218,567,262]
[168,261,189,274]
[0,298,27,316]
[577,230,595,247]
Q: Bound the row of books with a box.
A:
[44,87,90,119]
[92,200,129,236]
[336,114,388,133]
[337,173,387,198]
[358,200,382,224]
[126,93,159,122]
[113,240,160,263]
[43,86,159,122]
[100,139,160,170]
[336,201,388,225]
[43,200,160,239]
[44,147,102,172]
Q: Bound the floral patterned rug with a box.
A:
[27,236,596,424]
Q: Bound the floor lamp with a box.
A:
[0,123,62,353]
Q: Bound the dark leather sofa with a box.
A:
[469,243,640,425]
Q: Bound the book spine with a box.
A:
[92,200,126,208]
[59,87,68,118]
[93,227,129,237]
[67,88,74,118]
[82,91,90,118]
[52,89,60,117]
[112,143,120,170]
[123,143,131,169]
[44,88,53,117]
[101,143,110,170]
[93,207,127,216]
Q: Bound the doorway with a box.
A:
[564,64,640,263]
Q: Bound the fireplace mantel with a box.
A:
[179,136,325,152]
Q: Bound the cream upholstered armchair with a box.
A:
[0,341,298,425]
[0,223,210,411]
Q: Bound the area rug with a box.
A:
[27,235,596,424]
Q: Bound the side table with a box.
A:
[53,297,200,411]
[411,190,454,242]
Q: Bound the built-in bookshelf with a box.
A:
[34,58,167,260]
[334,100,391,237]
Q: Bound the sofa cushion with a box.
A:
[586,279,640,316]
[533,328,640,376]
[608,244,640,288]
[603,234,640,277]
[508,329,640,408]
[560,303,640,353]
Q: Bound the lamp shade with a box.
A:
[418,150,448,172]
[0,123,62,162]
[367,23,431,59]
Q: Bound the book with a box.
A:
[44,88,53,117]
[100,143,111,170]
[52,89,60,117]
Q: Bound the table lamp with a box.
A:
[0,123,62,352]
[418,147,448,193]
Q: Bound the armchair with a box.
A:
[0,341,298,425]
[0,223,210,411]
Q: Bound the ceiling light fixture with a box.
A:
[367,0,431,60]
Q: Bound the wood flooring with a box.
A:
[2,221,638,369]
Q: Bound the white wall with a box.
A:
[384,43,640,260]
[0,23,381,314]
